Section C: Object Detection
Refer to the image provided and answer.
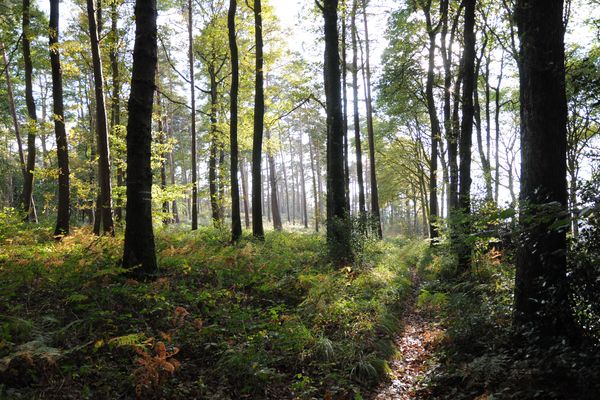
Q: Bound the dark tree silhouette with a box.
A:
[228,0,243,242]
[513,0,575,339]
[251,0,265,239]
[188,0,198,231]
[49,0,70,237]
[122,0,158,275]
[321,0,352,262]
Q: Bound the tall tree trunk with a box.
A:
[341,0,350,206]
[322,0,351,262]
[298,138,308,229]
[240,159,250,228]
[361,0,381,238]
[50,0,70,237]
[2,45,26,178]
[280,148,291,224]
[168,122,179,223]
[266,130,282,231]
[514,0,575,338]
[122,0,158,275]
[228,0,242,241]
[422,2,440,242]
[110,0,123,222]
[289,135,297,224]
[309,135,319,232]
[208,68,221,227]
[155,87,169,223]
[88,0,115,235]
[22,0,37,222]
[350,0,365,217]
[457,0,476,271]
[188,0,198,230]
[494,55,504,204]
[251,0,265,238]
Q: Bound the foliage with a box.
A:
[0,226,422,399]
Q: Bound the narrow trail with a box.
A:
[371,269,444,400]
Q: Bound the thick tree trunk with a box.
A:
[323,0,351,262]
[350,0,366,217]
[514,0,575,339]
[251,0,265,238]
[21,0,37,222]
[228,0,242,241]
[122,0,158,275]
[457,0,476,271]
[188,0,198,230]
[49,0,70,237]
[88,0,114,235]
[361,0,382,239]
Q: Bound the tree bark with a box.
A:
[251,0,265,238]
[309,134,319,232]
[350,0,366,217]
[50,0,70,237]
[514,0,575,338]
[21,0,37,222]
[110,0,123,222]
[188,0,198,230]
[457,0,476,271]
[298,137,308,229]
[341,0,351,206]
[228,0,242,241]
[240,159,250,229]
[88,0,115,235]
[361,0,382,238]
[208,67,222,227]
[322,0,351,262]
[122,0,158,275]
[280,148,291,224]
[2,45,26,178]
[266,130,282,230]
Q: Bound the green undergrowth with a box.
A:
[416,245,600,400]
[0,224,426,399]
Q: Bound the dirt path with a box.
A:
[371,271,444,400]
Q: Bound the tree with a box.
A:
[360,0,382,239]
[21,0,37,222]
[122,0,158,275]
[87,0,114,236]
[513,0,575,339]
[228,0,243,242]
[251,0,265,239]
[49,0,70,237]
[457,0,475,271]
[188,0,198,231]
[320,0,352,262]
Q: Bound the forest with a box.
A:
[0,0,599,398]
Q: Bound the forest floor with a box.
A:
[370,269,444,400]
[0,223,431,399]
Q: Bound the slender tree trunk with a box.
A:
[228,0,242,241]
[155,87,169,223]
[350,0,366,217]
[168,124,179,223]
[298,138,308,229]
[309,135,319,232]
[110,0,123,222]
[266,130,283,231]
[122,0,158,275]
[188,0,198,230]
[88,0,115,235]
[323,0,351,262]
[280,149,291,224]
[2,45,26,178]
[341,0,351,205]
[514,0,575,339]
[361,0,382,238]
[49,0,70,237]
[240,159,250,228]
[422,3,440,242]
[208,68,221,227]
[289,135,297,225]
[457,0,476,271]
[21,0,37,222]
[494,55,504,204]
[251,0,265,238]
